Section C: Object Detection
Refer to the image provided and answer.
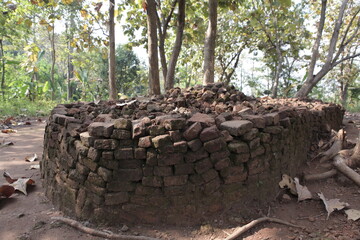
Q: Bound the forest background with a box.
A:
[0,0,359,117]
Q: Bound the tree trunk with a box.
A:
[108,0,117,100]
[203,0,218,85]
[49,25,56,100]
[147,0,161,95]
[271,44,282,98]
[0,39,5,101]
[165,0,185,90]
[295,0,352,97]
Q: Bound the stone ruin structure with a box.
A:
[41,84,344,225]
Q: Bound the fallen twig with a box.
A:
[51,216,160,240]
[224,217,304,240]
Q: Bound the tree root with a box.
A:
[333,155,360,187]
[224,217,304,240]
[303,169,337,181]
[51,216,160,240]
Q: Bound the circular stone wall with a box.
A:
[41,84,344,225]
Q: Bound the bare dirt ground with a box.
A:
[1,114,360,240]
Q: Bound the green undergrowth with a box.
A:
[345,102,360,113]
[0,99,57,120]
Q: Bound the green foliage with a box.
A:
[0,98,56,119]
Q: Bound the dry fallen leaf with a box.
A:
[10,178,35,195]
[294,177,312,201]
[279,174,297,195]
[0,185,15,198]
[25,153,38,162]
[318,192,349,220]
[1,129,17,134]
[345,209,360,221]
[3,171,17,183]
[0,141,14,148]
[29,164,40,170]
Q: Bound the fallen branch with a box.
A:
[333,155,360,187]
[224,217,304,240]
[304,169,337,181]
[51,216,160,240]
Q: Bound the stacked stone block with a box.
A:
[41,98,344,225]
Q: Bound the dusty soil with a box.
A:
[1,114,360,240]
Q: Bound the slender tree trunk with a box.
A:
[158,33,167,84]
[203,0,218,85]
[49,25,56,100]
[271,44,282,98]
[165,0,185,90]
[108,0,117,100]
[147,0,161,95]
[67,41,74,101]
[0,39,5,101]
[295,0,353,97]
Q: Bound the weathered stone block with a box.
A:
[105,192,129,205]
[85,181,106,196]
[94,139,118,150]
[88,147,100,161]
[154,166,173,176]
[199,125,220,142]
[152,134,172,148]
[146,149,158,166]
[163,175,188,186]
[149,125,166,136]
[203,138,225,153]
[107,181,136,192]
[88,122,114,138]
[135,185,160,195]
[220,120,253,136]
[138,136,152,148]
[174,163,194,175]
[263,126,283,134]
[87,172,106,188]
[264,112,280,126]
[114,147,133,160]
[210,150,230,162]
[113,169,143,181]
[174,141,188,152]
[142,176,163,187]
[164,118,186,130]
[228,141,249,154]
[134,148,146,159]
[80,156,98,172]
[183,122,202,141]
[242,115,265,128]
[102,151,114,161]
[220,166,247,184]
[187,139,202,151]
[185,148,208,163]
[169,130,181,142]
[260,133,271,143]
[250,145,265,158]
[80,132,95,147]
[114,118,132,130]
[142,165,153,176]
[214,158,230,170]
[242,128,259,141]
[97,167,112,182]
[194,158,212,174]
[98,158,119,170]
[203,177,220,195]
[201,169,218,183]
[74,140,89,157]
[188,113,215,127]
[249,138,261,150]
[231,153,250,164]
[158,153,184,166]
[111,129,131,139]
